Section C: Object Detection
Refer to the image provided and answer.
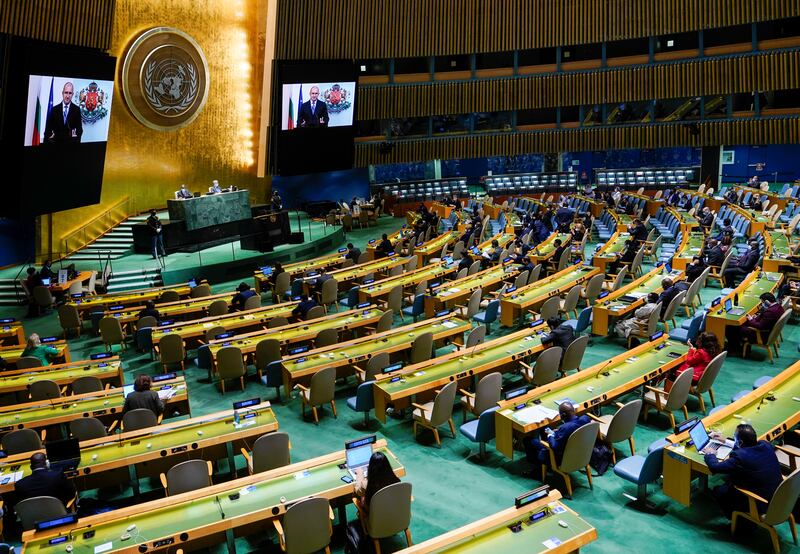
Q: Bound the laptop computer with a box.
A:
[45,438,81,472]
[689,420,733,460]
[724,298,745,316]
[345,436,376,479]
[41,277,51,286]
[122,384,135,398]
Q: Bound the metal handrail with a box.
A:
[60,196,131,259]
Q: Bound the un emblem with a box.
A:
[121,27,210,131]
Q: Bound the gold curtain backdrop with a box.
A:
[276,0,800,60]
[1,0,269,257]
[356,50,800,120]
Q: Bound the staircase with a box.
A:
[63,214,149,262]
[0,279,23,306]
[106,267,163,293]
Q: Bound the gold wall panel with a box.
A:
[44,0,269,255]
[276,0,799,60]
[0,0,115,50]
[357,50,800,120]
[354,118,800,166]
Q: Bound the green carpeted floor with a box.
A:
[3,216,799,553]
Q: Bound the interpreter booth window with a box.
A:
[355,119,382,138]
[475,51,514,77]
[703,95,728,119]
[605,37,649,66]
[560,43,602,70]
[394,57,430,82]
[385,117,429,139]
[432,114,470,135]
[757,16,800,43]
[704,24,752,52]
[474,111,512,132]
[517,108,557,130]
[518,47,557,73]
[434,54,470,79]
[358,59,389,76]
[763,89,800,111]
[559,106,580,127]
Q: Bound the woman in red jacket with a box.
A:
[665,332,719,391]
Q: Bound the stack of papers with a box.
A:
[441,320,459,329]
[513,405,559,424]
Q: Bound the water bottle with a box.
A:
[233,409,240,425]
[734,293,739,306]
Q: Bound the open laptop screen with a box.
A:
[689,421,710,451]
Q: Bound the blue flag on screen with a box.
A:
[47,77,54,118]
[298,86,303,119]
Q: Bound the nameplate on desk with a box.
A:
[515,485,550,508]
[90,352,112,360]
[338,248,348,253]
[158,320,174,326]
[171,445,188,453]
[215,332,234,340]
[0,318,15,324]
[41,336,58,343]
[530,319,544,327]
[234,398,260,410]
[649,331,664,341]
[356,302,371,309]
[153,372,177,382]
[369,239,376,244]
[109,305,125,311]
[288,345,309,356]
[435,310,450,317]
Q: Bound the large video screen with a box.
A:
[24,75,114,145]
[280,82,356,130]
[0,37,117,218]
[272,61,358,177]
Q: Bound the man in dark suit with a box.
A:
[297,86,329,128]
[703,238,725,267]
[608,239,637,275]
[705,424,782,519]
[658,278,681,317]
[44,82,82,144]
[629,219,648,245]
[540,316,575,351]
[292,294,318,320]
[727,292,784,351]
[723,239,760,287]
[523,401,592,469]
[345,243,361,263]
[14,452,76,508]
[230,282,257,312]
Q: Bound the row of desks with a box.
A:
[372,322,550,423]
[22,439,402,554]
[70,283,196,316]
[495,334,688,459]
[500,265,602,328]
[663,361,800,506]
[199,307,386,371]
[358,262,457,304]
[0,356,122,396]
[2,403,274,498]
[704,270,783,347]
[281,315,471,393]
[592,267,684,336]
[0,339,71,370]
[0,376,189,434]
[425,264,519,317]
[100,292,233,327]
[254,251,349,293]
[149,301,300,347]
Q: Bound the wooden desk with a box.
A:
[21,440,404,553]
[704,271,783,346]
[2,403,276,497]
[0,377,189,434]
[102,292,233,327]
[592,267,684,336]
[731,184,789,211]
[202,307,385,371]
[623,191,663,217]
[466,233,516,261]
[0,339,70,368]
[358,262,456,304]
[366,227,416,259]
[763,230,797,272]
[570,194,604,218]
[281,315,471,394]
[372,322,548,423]
[528,233,572,265]
[149,301,299,346]
[728,203,771,234]
[0,320,24,346]
[414,231,459,266]
[590,231,626,273]
[70,283,194,315]
[483,202,502,219]
[679,189,721,212]
[323,254,410,290]
[49,271,93,293]
[671,232,705,270]
[253,252,348,293]
[495,335,688,459]
[0,357,123,396]
[662,362,800,506]
[500,265,601,328]
[430,202,454,219]
[424,265,519,317]
[397,490,597,553]
[666,206,699,235]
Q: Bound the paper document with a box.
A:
[514,405,559,424]
[441,320,459,329]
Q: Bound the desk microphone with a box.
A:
[215,494,226,519]
[755,392,770,412]
[595,358,616,380]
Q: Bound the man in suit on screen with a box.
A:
[44,81,83,144]
[297,85,328,128]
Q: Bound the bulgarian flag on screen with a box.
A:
[32,95,42,146]
[287,93,295,130]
